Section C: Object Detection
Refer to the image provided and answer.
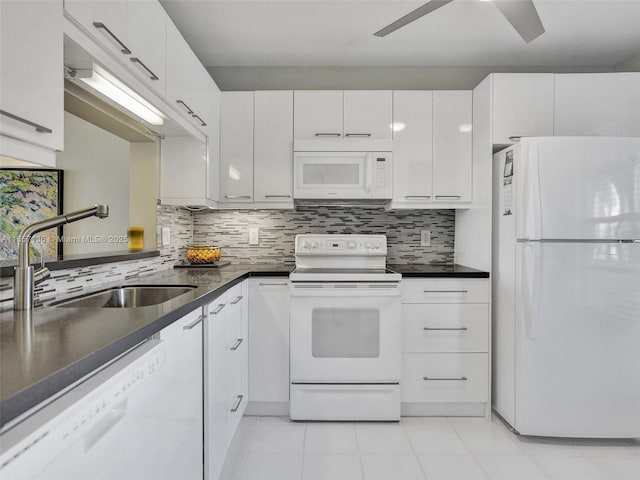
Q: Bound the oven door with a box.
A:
[290,282,401,383]
[293,152,372,199]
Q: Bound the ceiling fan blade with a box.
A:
[374,0,454,37]
[493,0,545,43]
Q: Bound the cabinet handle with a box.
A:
[192,114,207,127]
[224,195,251,200]
[92,22,131,54]
[345,133,371,137]
[423,376,468,381]
[423,326,468,331]
[265,195,291,199]
[315,133,341,137]
[404,195,431,199]
[230,394,244,412]
[210,304,225,315]
[183,315,205,330]
[0,110,52,133]
[435,195,462,199]
[230,338,243,351]
[130,57,159,81]
[230,295,243,305]
[423,290,468,293]
[258,282,288,286]
[508,136,522,141]
[176,100,194,115]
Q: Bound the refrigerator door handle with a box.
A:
[521,242,541,339]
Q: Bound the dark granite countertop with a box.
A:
[388,264,490,278]
[0,264,291,429]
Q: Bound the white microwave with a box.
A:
[293,151,392,200]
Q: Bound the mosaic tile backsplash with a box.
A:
[193,207,455,266]
[0,205,192,307]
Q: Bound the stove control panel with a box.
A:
[295,234,387,255]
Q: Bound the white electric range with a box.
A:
[289,234,402,421]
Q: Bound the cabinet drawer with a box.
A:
[401,278,489,303]
[401,353,489,403]
[403,304,489,353]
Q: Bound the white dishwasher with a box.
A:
[0,309,204,480]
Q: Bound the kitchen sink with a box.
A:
[51,285,197,308]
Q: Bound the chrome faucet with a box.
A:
[14,205,109,310]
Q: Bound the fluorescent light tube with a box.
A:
[80,64,164,125]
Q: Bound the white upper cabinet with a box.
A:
[343,91,393,139]
[0,0,63,159]
[64,0,129,59]
[392,91,433,204]
[554,74,618,136]
[220,92,254,202]
[491,74,554,145]
[616,73,640,137]
[126,0,166,96]
[254,91,294,203]
[432,91,472,203]
[294,91,343,140]
[294,90,392,141]
[160,136,209,206]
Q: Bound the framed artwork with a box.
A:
[0,168,64,261]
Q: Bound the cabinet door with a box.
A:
[0,0,63,154]
[126,0,166,96]
[160,136,208,204]
[554,74,617,136]
[254,91,294,202]
[432,91,472,202]
[206,297,230,480]
[220,92,254,202]
[65,0,129,59]
[617,73,640,137]
[343,90,393,140]
[248,278,290,403]
[492,74,554,145]
[293,91,343,140]
[392,91,433,203]
[165,18,197,121]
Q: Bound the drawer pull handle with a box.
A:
[230,295,243,305]
[259,282,288,286]
[210,304,225,315]
[0,110,52,133]
[183,315,205,330]
[423,290,468,293]
[345,133,371,137]
[405,195,431,199]
[130,57,159,80]
[93,22,131,54]
[315,133,341,137]
[225,195,252,199]
[265,195,292,198]
[230,395,244,412]
[435,195,462,199]
[230,338,243,351]
[423,327,468,331]
[423,376,468,381]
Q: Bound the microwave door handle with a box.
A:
[364,153,372,194]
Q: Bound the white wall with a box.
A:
[56,112,130,254]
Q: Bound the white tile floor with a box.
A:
[220,415,640,480]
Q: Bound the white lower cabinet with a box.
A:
[247,277,290,415]
[401,278,490,417]
[205,281,248,480]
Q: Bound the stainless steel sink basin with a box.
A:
[51,285,197,308]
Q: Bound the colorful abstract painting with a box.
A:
[0,169,63,261]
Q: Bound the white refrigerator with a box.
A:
[492,137,640,438]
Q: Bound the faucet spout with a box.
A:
[14,205,109,311]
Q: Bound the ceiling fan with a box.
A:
[374,0,545,44]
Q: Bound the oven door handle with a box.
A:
[290,282,401,297]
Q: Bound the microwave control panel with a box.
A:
[372,153,392,195]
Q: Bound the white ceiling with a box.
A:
[159,0,640,68]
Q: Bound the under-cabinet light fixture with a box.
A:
[77,64,165,125]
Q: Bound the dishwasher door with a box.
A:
[0,311,204,480]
